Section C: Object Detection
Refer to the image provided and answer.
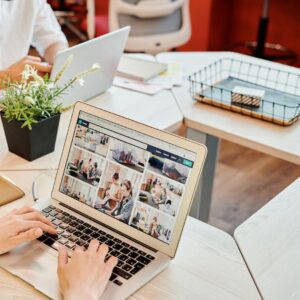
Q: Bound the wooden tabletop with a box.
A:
[0,171,261,300]
[157,52,300,165]
[0,86,183,171]
[234,177,300,300]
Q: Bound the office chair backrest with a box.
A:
[109,0,191,54]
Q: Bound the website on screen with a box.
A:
[60,111,196,244]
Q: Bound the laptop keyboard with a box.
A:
[39,205,155,286]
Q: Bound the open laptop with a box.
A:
[0,102,206,300]
[50,27,130,106]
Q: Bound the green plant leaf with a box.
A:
[0,60,99,129]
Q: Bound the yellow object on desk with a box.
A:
[0,176,25,206]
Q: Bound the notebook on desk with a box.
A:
[0,102,206,300]
[0,176,25,206]
[117,56,167,81]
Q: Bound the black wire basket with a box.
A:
[188,58,300,126]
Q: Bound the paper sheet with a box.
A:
[113,76,165,95]
[113,63,183,95]
[151,63,184,86]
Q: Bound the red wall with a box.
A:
[179,0,214,51]
[95,0,109,14]
[182,0,300,66]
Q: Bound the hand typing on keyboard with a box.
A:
[40,205,156,288]
[0,205,119,300]
[0,206,57,255]
[58,240,118,300]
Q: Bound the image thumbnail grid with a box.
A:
[65,146,105,187]
[93,161,142,224]
[130,201,174,243]
[74,124,111,157]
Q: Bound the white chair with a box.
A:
[109,0,191,54]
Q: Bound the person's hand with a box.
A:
[58,240,118,300]
[4,56,52,81]
[0,206,57,255]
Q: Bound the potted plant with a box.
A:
[0,55,99,161]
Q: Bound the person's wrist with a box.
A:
[1,67,16,82]
[0,70,9,80]
[63,289,98,300]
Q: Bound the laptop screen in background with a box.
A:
[60,111,196,245]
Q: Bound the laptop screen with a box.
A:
[60,111,196,245]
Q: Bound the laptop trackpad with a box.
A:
[6,243,62,300]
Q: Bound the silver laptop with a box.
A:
[0,102,206,300]
[50,27,130,106]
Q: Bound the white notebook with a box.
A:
[117,56,167,82]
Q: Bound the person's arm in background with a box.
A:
[44,41,67,65]
[0,56,52,82]
[0,1,67,83]
[31,0,68,65]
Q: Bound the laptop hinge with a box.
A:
[59,202,158,253]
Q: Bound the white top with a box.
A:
[0,0,67,69]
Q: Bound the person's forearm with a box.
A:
[110,196,119,202]
[0,70,9,89]
[44,41,68,64]
[0,70,9,81]
[115,214,124,220]
[64,291,98,300]
[108,207,117,214]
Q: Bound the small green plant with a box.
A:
[0,55,100,129]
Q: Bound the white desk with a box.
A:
[0,171,261,300]
[2,52,299,224]
[234,177,300,300]
[0,86,183,171]
[157,52,300,221]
